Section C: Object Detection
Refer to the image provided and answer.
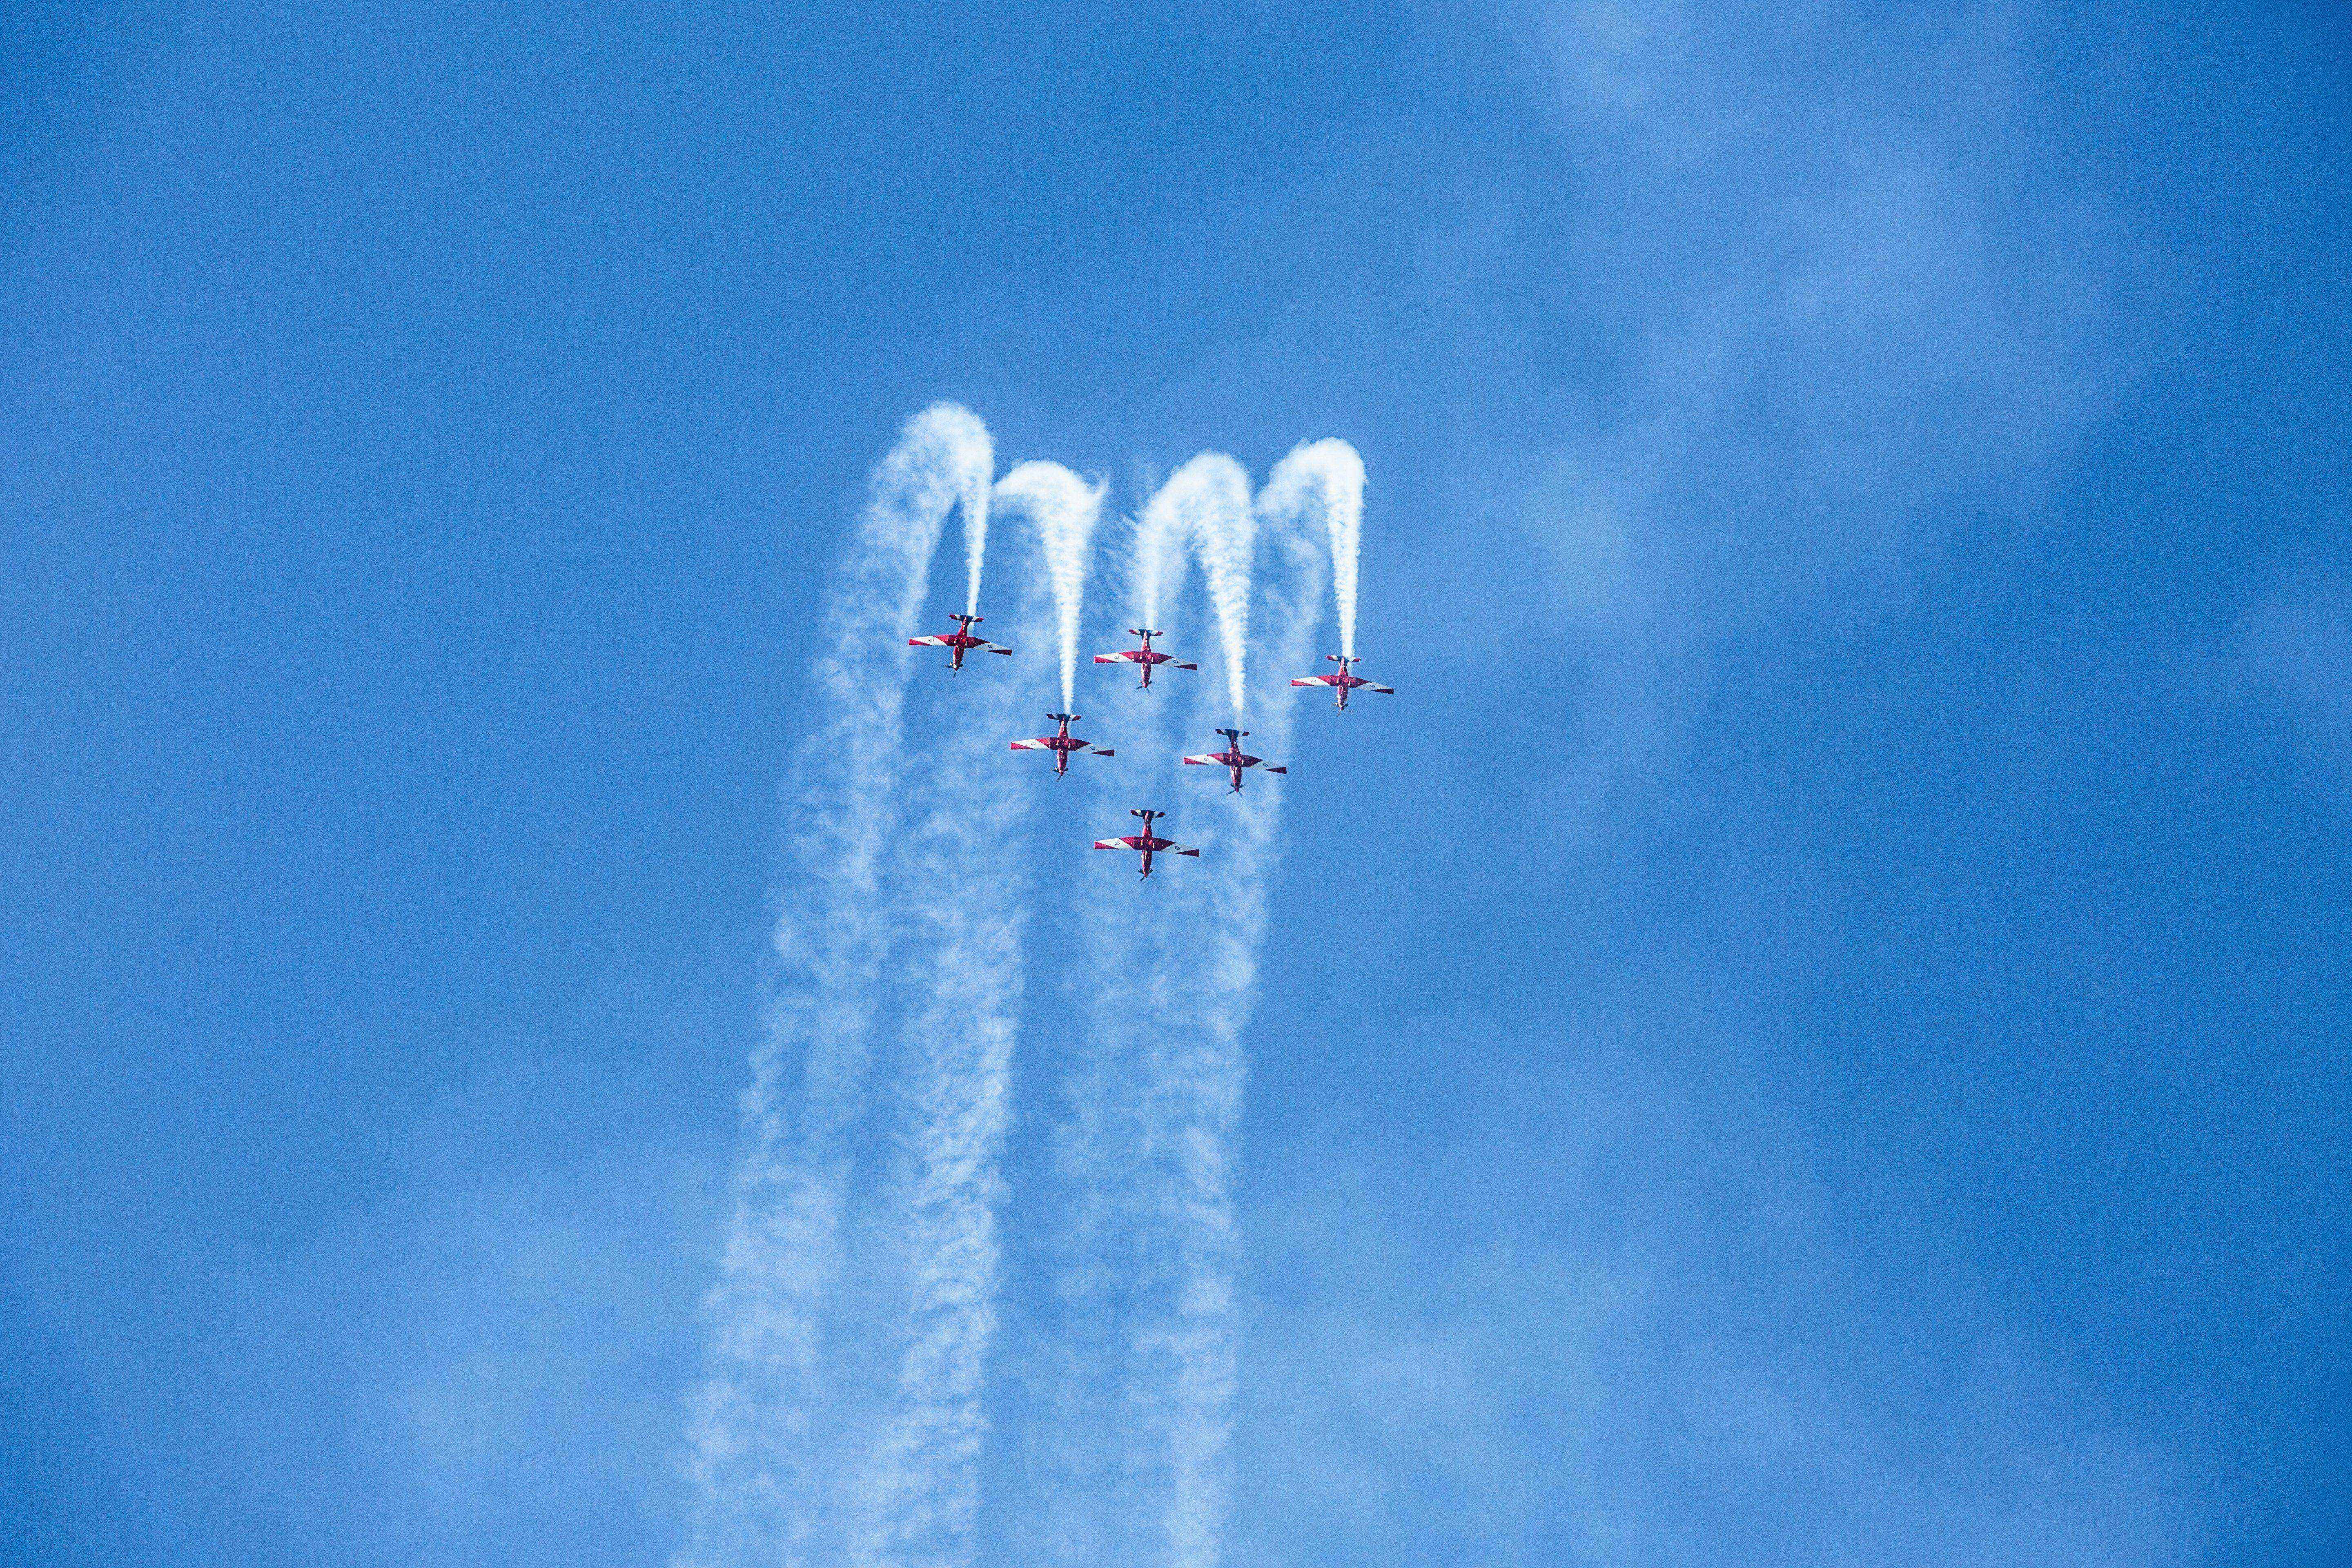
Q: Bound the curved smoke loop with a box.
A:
[1134,455,1257,719]
[682,411,1366,1568]
[680,401,995,1568]
[1003,461,1109,709]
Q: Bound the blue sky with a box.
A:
[2,2,2347,1564]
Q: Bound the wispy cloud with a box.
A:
[1234,1033,2184,1568]
[2229,575,2352,788]
[1498,0,2129,626]
[223,1045,729,1567]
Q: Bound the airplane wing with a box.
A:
[1169,660,1199,670]
[909,636,951,648]
[1093,836,1141,851]
[980,642,1013,655]
[1169,845,1201,857]
[1094,652,1140,664]
[1010,739,1052,751]
[1265,764,1288,774]
[1078,744,1115,757]
[1181,754,1220,766]
[1364,682,1395,694]
[1291,676,1333,687]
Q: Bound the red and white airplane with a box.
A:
[1093,628,1197,691]
[910,612,1012,672]
[1291,653,1394,711]
[1009,712,1115,780]
[1093,808,1198,878]
[1183,728,1287,793]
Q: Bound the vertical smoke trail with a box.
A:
[1134,454,1257,719]
[684,418,1361,1568]
[963,454,993,618]
[678,404,992,1568]
[845,588,1034,1568]
[844,463,1102,1568]
[1127,440,1352,1568]
[1312,443,1364,658]
[1011,446,1347,1568]
[997,463,1243,1568]
[1004,461,1107,710]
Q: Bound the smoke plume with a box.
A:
[999,461,1108,709]
[1134,454,1256,718]
[677,403,992,1568]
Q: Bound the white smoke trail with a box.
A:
[1013,444,1353,1568]
[1134,454,1257,718]
[1000,461,1107,710]
[1310,442,1364,658]
[684,420,1360,1568]
[845,472,1094,1568]
[1134,442,1340,1568]
[677,403,992,1568]
[993,482,1197,1568]
[963,454,993,618]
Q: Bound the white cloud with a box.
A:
[1232,1031,2185,1568]
[2230,576,2352,785]
[221,1051,725,1566]
[1494,0,2129,634]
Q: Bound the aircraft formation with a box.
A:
[910,615,1393,876]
